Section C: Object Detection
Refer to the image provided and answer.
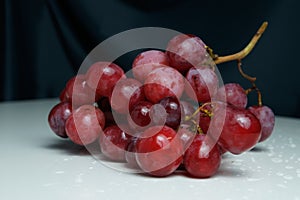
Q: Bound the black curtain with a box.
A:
[2,0,300,117]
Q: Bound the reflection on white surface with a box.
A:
[0,99,300,200]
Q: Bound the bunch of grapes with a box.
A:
[48,22,275,178]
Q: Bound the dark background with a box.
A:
[2,0,300,117]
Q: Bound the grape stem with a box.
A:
[237,60,256,82]
[245,87,263,106]
[237,60,263,106]
[213,22,268,64]
[184,102,213,122]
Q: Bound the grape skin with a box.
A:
[61,74,100,107]
[132,50,170,82]
[209,102,261,155]
[144,66,184,103]
[248,105,275,142]
[158,96,181,130]
[128,101,153,130]
[65,105,105,146]
[99,125,132,162]
[185,67,219,103]
[166,34,209,72]
[48,101,72,138]
[110,78,145,114]
[135,125,183,177]
[86,62,125,97]
[216,83,247,109]
[184,134,221,178]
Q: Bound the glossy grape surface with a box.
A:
[136,126,183,176]
[184,134,221,178]
[128,101,153,129]
[209,102,261,154]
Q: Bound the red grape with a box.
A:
[144,66,184,103]
[110,78,145,114]
[209,102,261,154]
[185,67,219,103]
[166,34,209,72]
[86,62,125,97]
[132,50,170,82]
[184,134,221,178]
[128,101,153,130]
[158,96,181,130]
[60,74,100,107]
[99,125,132,162]
[136,126,183,176]
[59,75,84,102]
[65,105,105,146]
[48,101,72,138]
[216,83,247,109]
[248,105,275,142]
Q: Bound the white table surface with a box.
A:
[1,99,300,200]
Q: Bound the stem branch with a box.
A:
[214,22,268,64]
[237,60,256,82]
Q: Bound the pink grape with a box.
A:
[144,66,184,103]
[248,105,275,142]
[132,50,170,82]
